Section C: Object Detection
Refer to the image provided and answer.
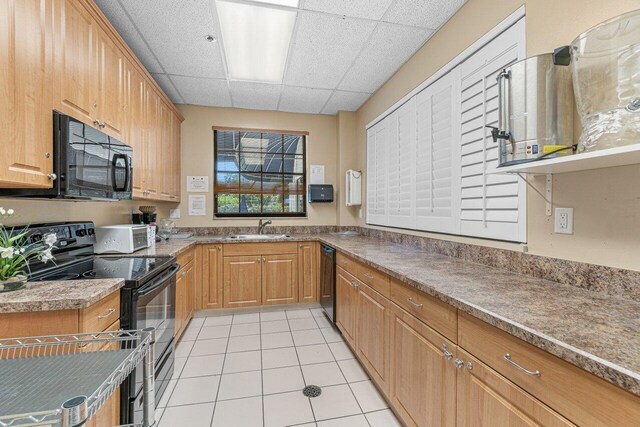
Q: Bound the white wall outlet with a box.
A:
[170,208,181,219]
[358,208,363,219]
[554,207,573,234]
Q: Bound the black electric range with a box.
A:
[21,222,178,425]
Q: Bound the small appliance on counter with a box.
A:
[132,206,157,227]
[489,53,575,167]
[94,224,149,254]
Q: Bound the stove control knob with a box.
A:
[76,229,87,237]
[87,228,95,236]
[30,233,42,244]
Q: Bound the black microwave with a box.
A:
[0,112,133,200]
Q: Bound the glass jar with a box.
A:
[570,9,640,152]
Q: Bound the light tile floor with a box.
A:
[157,307,401,427]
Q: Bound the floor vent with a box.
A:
[302,385,322,398]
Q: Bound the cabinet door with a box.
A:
[159,102,173,200]
[336,268,357,347]
[175,268,186,337]
[182,261,195,320]
[55,0,99,125]
[143,86,160,198]
[262,254,298,305]
[457,349,574,427]
[389,304,457,427]
[356,283,390,395]
[171,112,182,200]
[298,243,317,302]
[223,256,261,308]
[202,245,223,310]
[126,63,147,198]
[96,28,125,140]
[0,0,54,189]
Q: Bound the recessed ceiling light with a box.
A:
[216,0,297,83]
[250,0,299,8]
[205,35,217,43]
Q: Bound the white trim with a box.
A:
[366,5,526,130]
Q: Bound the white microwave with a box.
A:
[94,224,149,254]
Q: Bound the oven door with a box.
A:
[64,115,133,200]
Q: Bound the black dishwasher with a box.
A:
[320,244,336,323]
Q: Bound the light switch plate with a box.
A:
[170,208,181,219]
[554,207,573,234]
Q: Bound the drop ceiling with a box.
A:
[96,0,467,115]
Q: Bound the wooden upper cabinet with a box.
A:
[172,112,182,199]
[125,62,147,198]
[298,242,318,302]
[457,349,574,427]
[356,283,390,395]
[159,101,173,200]
[0,0,54,188]
[336,268,358,346]
[262,254,298,305]
[143,85,160,198]
[389,303,457,427]
[55,0,98,125]
[223,255,262,308]
[96,27,124,140]
[201,245,223,310]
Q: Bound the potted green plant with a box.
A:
[0,208,57,292]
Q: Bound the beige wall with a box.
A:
[174,105,339,227]
[0,198,171,227]
[336,111,361,226]
[353,0,640,270]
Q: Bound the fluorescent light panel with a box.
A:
[216,0,297,83]
[250,0,299,8]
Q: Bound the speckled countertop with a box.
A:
[131,234,640,396]
[2,233,638,396]
[0,278,125,313]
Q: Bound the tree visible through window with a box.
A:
[214,129,306,217]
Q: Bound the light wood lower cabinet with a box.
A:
[457,348,574,427]
[298,242,318,302]
[336,268,358,347]
[223,255,262,308]
[262,254,298,305]
[201,245,223,310]
[389,303,457,427]
[176,248,196,340]
[355,280,390,395]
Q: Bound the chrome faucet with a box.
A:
[258,219,272,235]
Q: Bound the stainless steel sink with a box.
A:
[228,234,290,240]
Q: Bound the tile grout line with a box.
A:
[208,313,235,426]
[259,313,266,427]
[287,310,317,424]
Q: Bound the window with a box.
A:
[214,128,307,217]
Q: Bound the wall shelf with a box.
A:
[486,143,640,176]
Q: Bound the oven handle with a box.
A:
[137,264,179,296]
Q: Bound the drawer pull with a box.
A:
[454,359,464,369]
[350,281,360,289]
[363,272,373,280]
[407,297,423,309]
[97,308,116,320]
[504,353,541,377]
[441,343,453,360]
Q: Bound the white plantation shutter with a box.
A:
[387,101,415,228]
[458,19,526,242]
[366,119,388,225]
[414,71,459,233]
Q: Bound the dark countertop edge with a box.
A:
[0,279,126,314]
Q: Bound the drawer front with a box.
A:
[177,247,195,269]
[458,312,640,426]
[390,279,457,342]
[336,252,357,276]
[80,291,121,333]
[356,263,390,297]
[223,242,298,256]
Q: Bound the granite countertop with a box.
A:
[0,278,125,313]
[2,233,638,396]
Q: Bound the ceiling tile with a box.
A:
[94,0,164,73]
[170,75,232,107]
[118,0,226,79]
[151,74,184,104]
[321,90,371,115]
[230,82,282,110]
[382,0,467,29]
[339,23,431,93]
[302,0,394,20]
[284,11,377,89]
[278,86,333,114]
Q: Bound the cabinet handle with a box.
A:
[503,354,541,377]
[441,343,453,360]
[47,173,57,181]
[97,308,116,320]
[363,272,373,280]
[407,297,423,309]
[350,281,359,289]
[93,119,101,127]
[453,359,464,369]
[181,271,187,277]
[262,257,266,262]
